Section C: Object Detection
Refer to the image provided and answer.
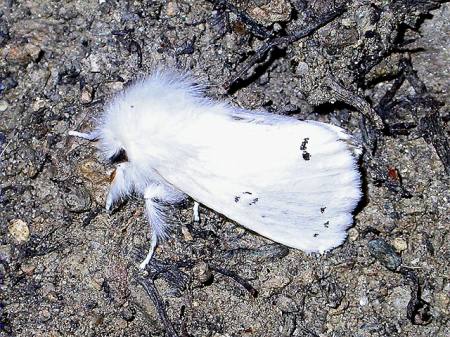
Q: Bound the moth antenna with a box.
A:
[68,130,100,141]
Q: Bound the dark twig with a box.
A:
[399,267,432,325]
[325,77,384,129]
[210,265,258,297]
[146,259,191,290]
[401,58,450,174]
[224,5,346,89]
[138,277,179,337]
[206,0,273,39]
[374,71,406,121]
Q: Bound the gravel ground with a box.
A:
[1,1,449,337]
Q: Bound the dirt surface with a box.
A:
[1,1,449,336]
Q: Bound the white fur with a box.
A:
[70,69,361,268]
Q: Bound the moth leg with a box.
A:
[106,163,132,211]
[68,130,100,141]
[139,218,158,270]
[139,183,186,269]
[193,201,200,222]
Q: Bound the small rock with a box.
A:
[64,184,91,213]
[275,295,298,313]
[348,228,359,241]
[90,275,104,291]
[341,18,355,27]
[8,219,30,243]
[368,238,402,271]
[89,314,104,327]
[389,286,411,311]
[4,45,32,65]
[273,23,282,32]
[32,98,46,112]
[81,85,94,103]
[295,62,309,76]
[392,237,407,252]
[434,289,450,315]
[0,76,18,94]
[41,283,56,298]
[166,2,178,17]
[40,309,51,322]
[0,244,12,263]
[121,307,136,322]
[181,226,193,241]
[0,100,8,112]
[89,54,101,73]
[192,262,212,284]
[21,262,36,275]
[24,43,42,61]
[359,295,369,306]
[264,275,291,290]
[250,0,291,26]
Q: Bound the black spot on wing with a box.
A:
[234,196,240,203]
[300,137,309,151]
[249,198,259,205]
[321,207,326,213]
[300,137,311,161]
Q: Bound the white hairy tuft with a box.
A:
[70,68,362,268]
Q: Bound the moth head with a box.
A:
[109,147,128,165]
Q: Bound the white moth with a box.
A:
[69,69,362,269]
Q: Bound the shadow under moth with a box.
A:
[69,69,362,269]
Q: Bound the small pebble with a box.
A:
[8,219,30,243]
[40,309,51,322]
[359,295,369,306]
[21,262,36,275]
[392,237,408,252]
[264,275,291,290]
[192,262,212,284]
[368,238,402,271]
[348,228,359,241]
[32,98,46,112]
[81,85,94,103]
[0,244,12,263]
[89,54,101,73]
[121,307,136,322]
[166,2,178,16]
[250,0,291,26]
[389,286,411,311]
[181,226,193,241]
[64,184,92,213]
[275,295,298,313]
[0,100,8,112]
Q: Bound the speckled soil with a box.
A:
[0,1,449,337]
